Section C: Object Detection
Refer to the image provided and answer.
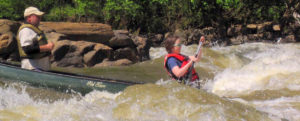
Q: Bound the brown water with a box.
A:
[0,42,299,121]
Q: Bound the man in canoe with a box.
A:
[164,35,205,88]
[17,7,54,71]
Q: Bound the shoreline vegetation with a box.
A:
[1,1,299,33]
[0,0,299,68]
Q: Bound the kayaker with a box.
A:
[17,6,54,71]
[164,35,205,87]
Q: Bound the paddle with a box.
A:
[185,36,204,84]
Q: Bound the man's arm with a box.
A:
[19,28,40,54]
[19,28,54,54]
[39,42,54,52]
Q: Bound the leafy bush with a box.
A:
[45,5,77,21]
[0,0,24,20]
[103,0,142,29]
[0,0,290,33]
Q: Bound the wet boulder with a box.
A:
[0,34,13,55]
[148,34,163,47]
[0,19,20,60]
[230,35,247,45]
[54,52,84,68]
[280,35,297,43]
[52,40,85,67]
[83,43,113,67]
[45,32,65,43]
[40,22,114,45]
[132,35,151,61]
[109,30,135,48]
[72,41,96,56]
[52,40,72,61]
[113,47,138,62]
[227,25,243,37]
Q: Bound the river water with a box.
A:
[0,42,299,121]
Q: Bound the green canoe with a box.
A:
[0,62,141,94]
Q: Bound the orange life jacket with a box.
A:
[164,54,199,83]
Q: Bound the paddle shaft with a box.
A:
[186,41,202,83]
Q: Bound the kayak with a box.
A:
[0,62,141,95]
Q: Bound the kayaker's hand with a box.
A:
[189,56,200,62]
[200,36,205,43]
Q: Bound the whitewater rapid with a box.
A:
[0,42,299,121]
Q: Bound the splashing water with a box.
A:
[210,43,300,97]
[0,42,299,121]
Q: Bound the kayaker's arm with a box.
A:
[174,36,204,78]
[171,58,196,77]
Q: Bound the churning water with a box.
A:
[0,42,299,121]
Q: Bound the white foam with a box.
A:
[149,47,167,59]
[251,96,300,121]
[149,44,198,60]
[0,85,120,121]
[210,43,300,96]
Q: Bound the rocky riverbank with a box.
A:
[0,19,299,68]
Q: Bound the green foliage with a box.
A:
[45,5,77,21]
[0,0,24,20]
[0,0,57,20]
[0,0,14,19]
[234,0,286,23]
[103,0,142,28]
[73,0,100,18]
[217,0,240,9]
[0,0,290,33]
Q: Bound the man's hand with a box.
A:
[40,42,54,52]
[47,42,54,50]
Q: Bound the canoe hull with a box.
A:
[0,63,137,94]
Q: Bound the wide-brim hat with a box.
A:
[24,6,44,18]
